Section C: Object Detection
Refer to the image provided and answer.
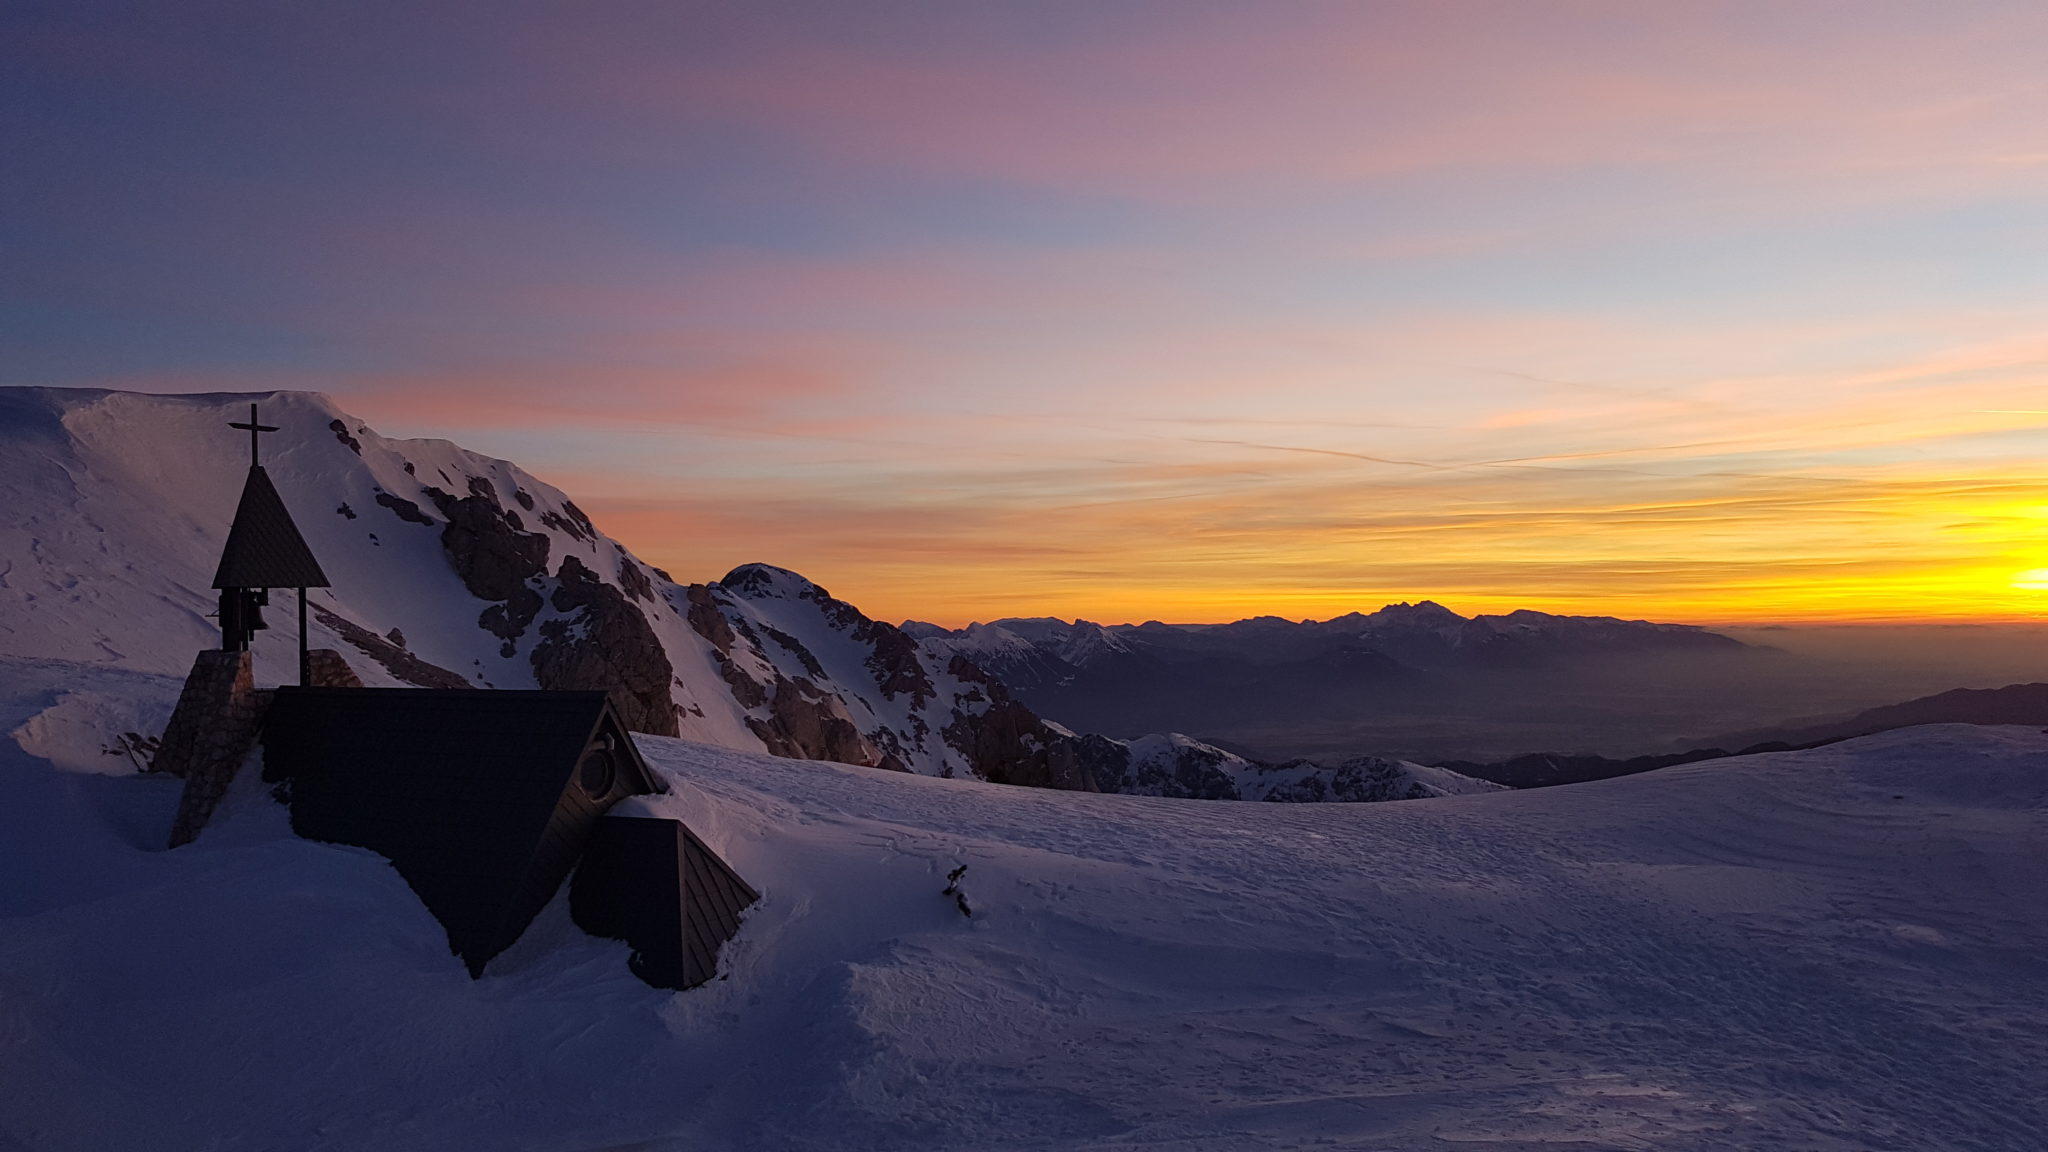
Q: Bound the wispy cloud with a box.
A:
[10,2,2048,624]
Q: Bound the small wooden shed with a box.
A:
[261,687,754,983]
[571,815,761,989]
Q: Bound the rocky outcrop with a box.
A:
[684,583,769,709]
[1255,757,1435,802]
[531,555,679,736]
[327,419,363,455]
[615,549,655,603]
[426,479,550,600]
[862,621,935,704]
[423,478,549,655]
[374,491,433,525]
[748,677,885,768]
[1065,731,1240,798]
[940,655,1094,791]
[537,500,594,543]
[685,582,892,767]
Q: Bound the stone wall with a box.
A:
[159,648,360,848]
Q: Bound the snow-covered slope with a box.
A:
[0,387,1077,786]
[2,654,2041,1150]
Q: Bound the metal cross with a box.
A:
[228,402,280,465]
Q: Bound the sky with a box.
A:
[6,1,2048,626]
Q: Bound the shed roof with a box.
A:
[261,688,663,973]
[572,814,760,990]
[212,465,330,589]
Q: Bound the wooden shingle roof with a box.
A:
[211,465,330,589]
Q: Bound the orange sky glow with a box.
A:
[11,2,2048,627]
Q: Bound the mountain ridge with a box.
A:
[0,387,1490,804]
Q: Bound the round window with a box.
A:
[578,747,617,797]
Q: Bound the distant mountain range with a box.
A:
[904,606,1752,755]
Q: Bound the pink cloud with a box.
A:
[530,2,2048,209]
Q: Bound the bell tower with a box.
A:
[153,401,356,847]
[211,402,331,684]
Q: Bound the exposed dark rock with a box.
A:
[713,650,768,709]
[941,654,1093,791]
[327,419,362,454]
[1066,731,1235,797]
[423,484,550,602]
[617,553,655,603]
[478,591,543,657]
[1257,757,1428,802]
[683,584,738,654]
[683,585,773,709]
[411,481,552,655]
[758,624,827,680]
[864,726,912,773]
[374,491,434,525]
[747,677,882,767]
[513,488,535,511]
[532,555,679,736]
[336,503,356,519]
[1064,732,1138,794]
[384,627,406,649]
[402,461,415,475]
[563,500,595,537]
[942,696,1089,791]
[539,500,596,543]
[312,605,472,689]
[860,621,935,704]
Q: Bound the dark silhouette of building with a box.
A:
[572,814,761,989]
[156,402,757,987]
[212,403,330,684]
[263,688,755,982]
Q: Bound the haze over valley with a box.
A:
[911,610,2048,763]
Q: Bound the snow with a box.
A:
[3,653,2043,1150]
[921,616,1134,676]
[0,389,1021,776]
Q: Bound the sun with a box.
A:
[2010,568,2048,591]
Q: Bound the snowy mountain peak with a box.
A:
[719,563,828,603]
[1362,599,1464,625]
